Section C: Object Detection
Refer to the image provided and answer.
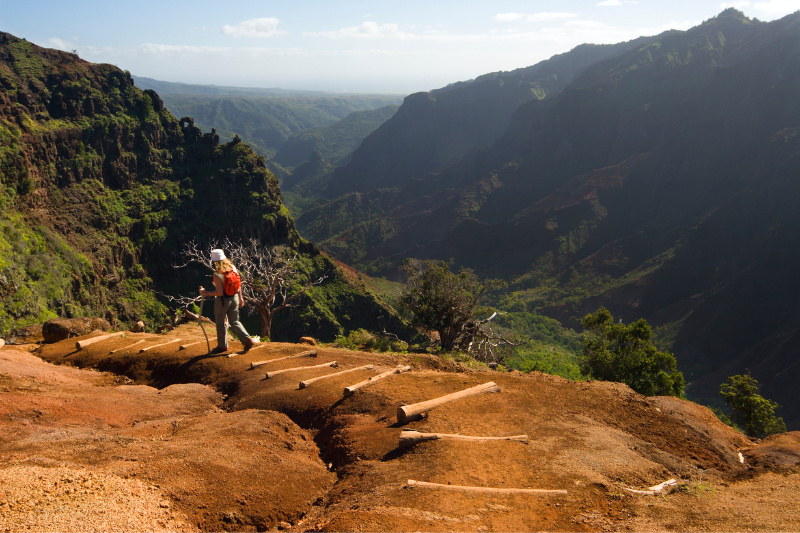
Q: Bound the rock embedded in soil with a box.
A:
[5,324,43,345]
[42,317,111,343]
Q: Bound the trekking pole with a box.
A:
[197,295,211,354]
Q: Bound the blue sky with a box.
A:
[2,0,798,93]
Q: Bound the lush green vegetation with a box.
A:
[0,208,92,333]
[580,308,685,397]
[720,374,786,437]
[333,328,408,353]
[495,312,583,379]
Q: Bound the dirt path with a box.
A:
[1,323,798,531]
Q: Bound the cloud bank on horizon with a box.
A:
[3,0,799,93]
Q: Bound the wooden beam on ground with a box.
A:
[75,331,126,350]
[299,364,374,389]
[109,339,150,354]
[624,478,677,495]
[251,349,317,369]
[406,480,566,494]
[179,340,206,350]
[139,338,181,353]
[247,341,270,352]
[343,365,412,397]
[397,381,500,424]
[266,360,338,379]
[399,430,528,448]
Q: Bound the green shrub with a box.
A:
[720,374,786,437]
[333,328,408,352]
[580,307,685,397]
[17,176,34,195]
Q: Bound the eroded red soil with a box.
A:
[1,323,799,531]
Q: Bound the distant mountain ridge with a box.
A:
[323,37,653,197]
[293,9,800,428]
[132,76,395,98]
[133,76,404,159]
[273,104,399,168]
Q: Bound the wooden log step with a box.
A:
[406,480,566,494]
[109,339,150,354]
[251,349,317,369]
[139,338,181,353]
[179,340,206,350]
[624,478,677,495]
[266,361,338,379]
[76,331,126,350]
[343,365,412,397]
[246,342,268,352]
[397,381,500,424]
[299,364,374,389]
[399,430,528,448]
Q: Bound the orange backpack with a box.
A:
[222,269,241,296]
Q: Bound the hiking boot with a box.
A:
[242,338,261,353]
[209,346,228,355]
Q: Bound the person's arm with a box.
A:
[199,274,224,297]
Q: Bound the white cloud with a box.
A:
[753,0,800,17]
[304,21,414,39]
[494,12,578,22]
[597,0,638,5]
[720,1,752,8]
[527,12,580,22]
[47,37,74,51]
[494,12,527,22]
[138,43,302,57]
[564,19,608,29]
[665,19,700,30]
[221,18,286,38]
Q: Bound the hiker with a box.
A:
[198,249,257,355]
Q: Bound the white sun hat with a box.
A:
[210,249,226,262]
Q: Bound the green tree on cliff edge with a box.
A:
[720,373,786,437]
[580,308,685,397]
[397,259,503,351]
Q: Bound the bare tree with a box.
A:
[457,312,527,363]
[174,238,326,340]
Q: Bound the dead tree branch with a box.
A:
[169,238,327,340]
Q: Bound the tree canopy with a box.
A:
[580,308,685,397]
[396,259,503,351]
[720,374,786,437]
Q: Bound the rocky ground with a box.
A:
[1,323,799,532]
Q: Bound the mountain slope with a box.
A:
[293,10,800,427]
[323,37,652,197]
